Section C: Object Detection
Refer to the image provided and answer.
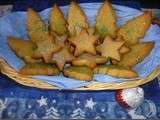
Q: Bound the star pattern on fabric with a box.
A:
[28,105,32,109]
[101,108,105,112]
[77,101,80,104]
[37,96,47,107]
[52,99,56,103]
[85,98,96,110]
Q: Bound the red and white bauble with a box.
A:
[116,87,144,109]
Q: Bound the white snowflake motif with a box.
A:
[28,105,32,109]
[127,108,146,119]
[77,101,80,104]
[10,92,14,95]
[101,108,105,112]
[70,108,85,119]
[94,115,101,119]
[52,99,56,104]
[37,96,47,107]
[85,98,96,110]
[0,98,7,118]
[28,113,38,119]
[43,106,60,119]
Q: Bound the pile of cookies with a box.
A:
[8,1,154,81]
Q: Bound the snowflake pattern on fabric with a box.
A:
[0,75,160,119]
[0,96,159,119]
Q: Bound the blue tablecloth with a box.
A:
[0,0,160,119]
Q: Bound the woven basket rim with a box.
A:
[0,58,160,90]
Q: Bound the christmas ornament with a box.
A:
[116,87,144,108]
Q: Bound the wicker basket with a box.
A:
[0,58,160,90]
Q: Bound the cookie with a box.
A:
[119,45,130,54]
[110,45,133,65]
[74,26,99,44]
[36,34,61,63]
[96,0,117,39]
[67,1,88,36]
[49,4,67,35]
[27,8,62,63]
[52,46,75,71]
[53,32,68,47]
[27,8,48,42]
[94,65,138,78]
[115,37,130,54]
[117,11,152,46]
[87,26,96,35]
[117,42,154,67]
[63,66,93,81]
[111,59,119,65]
[96,36,124,61]
[72,53,108,68]
[68,28,98,56]
[19,62,59,75]
[8,36,42,63]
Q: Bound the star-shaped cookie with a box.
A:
[72,53,108,68]
[74,26,96,36]
[52,46,75,71]
[51,32,68,47]
[36,34,61,63]
[97,36,124,61]
[69,29,98,56]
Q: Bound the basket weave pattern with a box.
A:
[1,58,160,90]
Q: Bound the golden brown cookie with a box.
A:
[49,3,67,35]
[115,37,130,54]
[63,66,93,81]
[96,0,117,39]
[52,46,75,71]
[67,1,88,36]
[27,8,48,42]
[111,59,119,65]
[117,42,154,67]
[36,34,61,63]
[87,26,96,35]
[8,36,42,63]
[94,65,138,78]
[117,11,152,46]
[72,53,108,68]
[119,45,130,54]
[96,36,124,61]
[19,62,59,75]
[52,32,68,47]
[68,28,98,56]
